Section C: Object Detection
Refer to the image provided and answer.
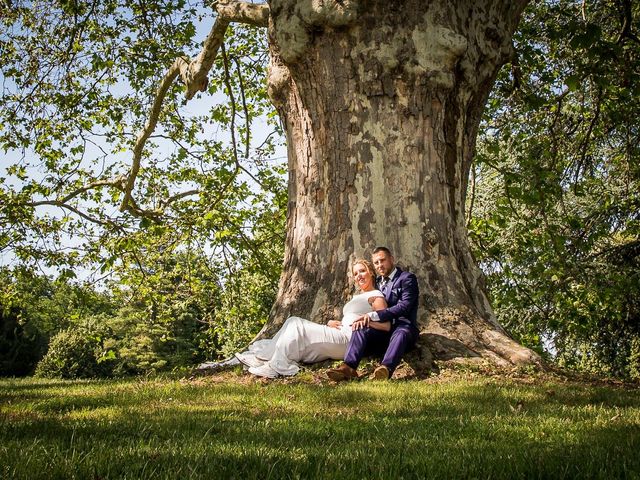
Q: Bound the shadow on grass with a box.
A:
[1,378,639,479]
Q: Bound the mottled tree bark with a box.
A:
[260,0,539,369]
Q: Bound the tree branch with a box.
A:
[616,0,640,44]
[120,0,270,215]
[182,16,230,101]
[221,43,240,167]
[121,57,188,213]
[25,199,118,229]
[221,45,267,189]
[159,189,200,210]
[57,178,126,205]
[24,176,171,224]
[574,84,602,185]
[214,0,270,27]
[233,55,251,159]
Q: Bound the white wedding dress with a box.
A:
[240,289,383,376]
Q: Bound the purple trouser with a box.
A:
[344,324,418,374]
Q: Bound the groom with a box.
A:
[326,246,419,381]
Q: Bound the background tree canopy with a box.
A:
[1,0,638,378]
[470,0,640,378]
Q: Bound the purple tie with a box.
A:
[381,276,390,294]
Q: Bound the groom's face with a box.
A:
[372,251,395,277]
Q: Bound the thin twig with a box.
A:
[234,56,251,160]
[25,200,116,228]
[221,43,240,167]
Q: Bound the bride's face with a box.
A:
[352,263,374,291]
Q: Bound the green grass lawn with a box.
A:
[1,369,639,479]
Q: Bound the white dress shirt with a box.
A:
[369,267,398,322]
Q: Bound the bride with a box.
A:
[235,259,388,378]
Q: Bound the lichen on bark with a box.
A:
[269,0,360,62]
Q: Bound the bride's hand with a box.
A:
[327,320,342,329]
[352,314,370,330]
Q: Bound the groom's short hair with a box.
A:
[373,246,392,256]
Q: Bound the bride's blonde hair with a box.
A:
[352,258,375,279]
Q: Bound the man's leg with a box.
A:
[379,325,418,375]
[344,328,390,369]
[326,327,390,381]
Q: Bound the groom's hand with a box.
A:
[327,320,342,329]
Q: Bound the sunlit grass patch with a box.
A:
[1,373,639,479]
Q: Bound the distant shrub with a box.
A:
[213,270,275,358]
[35,328,113,379]
[0,307,47,376]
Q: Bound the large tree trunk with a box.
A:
[260,0,540,369]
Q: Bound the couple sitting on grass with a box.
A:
[235,246,420,380]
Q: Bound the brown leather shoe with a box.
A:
[326,363,358,381]
[373,365,390,380]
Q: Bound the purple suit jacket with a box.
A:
[375,267,419,330]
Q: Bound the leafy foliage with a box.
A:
[0,305,46,377]
[0,266,116,376]
[1,214,284,378]
[34,322,114,379]
[0,2,286,376]
[2,1,638,379]
[0,1,284,275]
[470,0,640,378]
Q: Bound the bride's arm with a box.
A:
[355,296,390,331]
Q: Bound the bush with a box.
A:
[0,307,47,376]
[213,270,276,358]
[35,328,112,379]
